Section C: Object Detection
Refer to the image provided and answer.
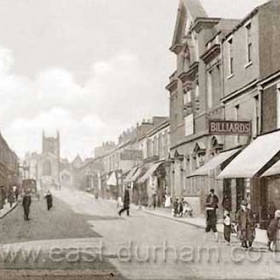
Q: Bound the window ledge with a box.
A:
[244,61,253,69]
[227,73,234,80]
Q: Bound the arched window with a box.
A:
[210,136,223,157]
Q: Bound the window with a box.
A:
[183,89,192,106]
[184,114,194,136]
[246,23,252,64]
[207,71,213,109]
[228,38,233,76]
[195,81,199,98]
[253,95,260,136]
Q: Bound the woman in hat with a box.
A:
[236,199,255,248]
[267,209,280,251]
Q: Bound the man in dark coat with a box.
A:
[236,199,255,248]
[45,190,53,210]
[118,187,130,216]
[205,189,219,241]
[22,191,32,221]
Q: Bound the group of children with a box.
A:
[172,197,193,218]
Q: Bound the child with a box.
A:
[267,210,280,252]
[223,210,231,245]
[173,197,179,217]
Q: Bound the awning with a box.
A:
[106,171,118,186]
[187,148,241,178]
[123,167,138,183]
[261,160,280,177]
[137,162,163,184]
[218,130,280,178]
[130,167,142,182]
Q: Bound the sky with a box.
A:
[0,0,269,160]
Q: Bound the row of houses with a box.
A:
[0,132,20,208]
[86,117,171,207]
[85,0,280,230]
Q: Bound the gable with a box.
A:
[171,0,207,52]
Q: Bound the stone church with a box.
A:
[25,131,81,190]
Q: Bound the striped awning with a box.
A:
[123,167,138,183]
[137,162,163,184]
[106,171,118,186]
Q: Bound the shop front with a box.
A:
[218,130,280,229]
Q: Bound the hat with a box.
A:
[275,210,280,218]
[241,199,248,206]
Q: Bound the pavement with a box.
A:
[0,189,279,280]
[141,206,269,245]
[0,201,18,219]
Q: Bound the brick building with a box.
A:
[166,0,280,219]
[166,0,239,215]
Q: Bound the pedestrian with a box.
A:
[13,185,18,201]
[222,194,231,212]
[223,210,231,245]
[267,210,280,252]
[164,193,171,208]
[205,189,219,241]
[152,191,157,210]
[22,190,32,221]
[178,198,184,217]
[45,190,53,210]
[118,187,130,216]
[173,197,179,217]
[236,199,255,248]
[8,188,15,208]
[183,201,193,217]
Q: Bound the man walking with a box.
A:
[236,199,255,248]
[205,189,219,241]
[118,187,130,216]
[45,190,53,210]
[22,190,32,221]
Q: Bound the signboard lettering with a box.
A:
[209,120,251,135]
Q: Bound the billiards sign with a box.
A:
[208,120,251,135]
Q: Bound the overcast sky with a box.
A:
[0,0,269,160]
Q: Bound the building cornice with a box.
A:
[201,44,221,64]
[169,43,184,55]
[178,61,199,83]
[165,79,178,92]
[190,17,220,33]
[221,79,259,103]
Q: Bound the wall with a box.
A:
[262,84,277,133]
[259,1,280,79]
[222,15,260,97]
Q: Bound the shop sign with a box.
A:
[209,120,251,135]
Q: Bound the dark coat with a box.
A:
[22,195,31,209]
[123,189,130,209]
[267,218,280,242]
[46,194,52,203]
[236,208,255,242]
[206,194,219,209]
